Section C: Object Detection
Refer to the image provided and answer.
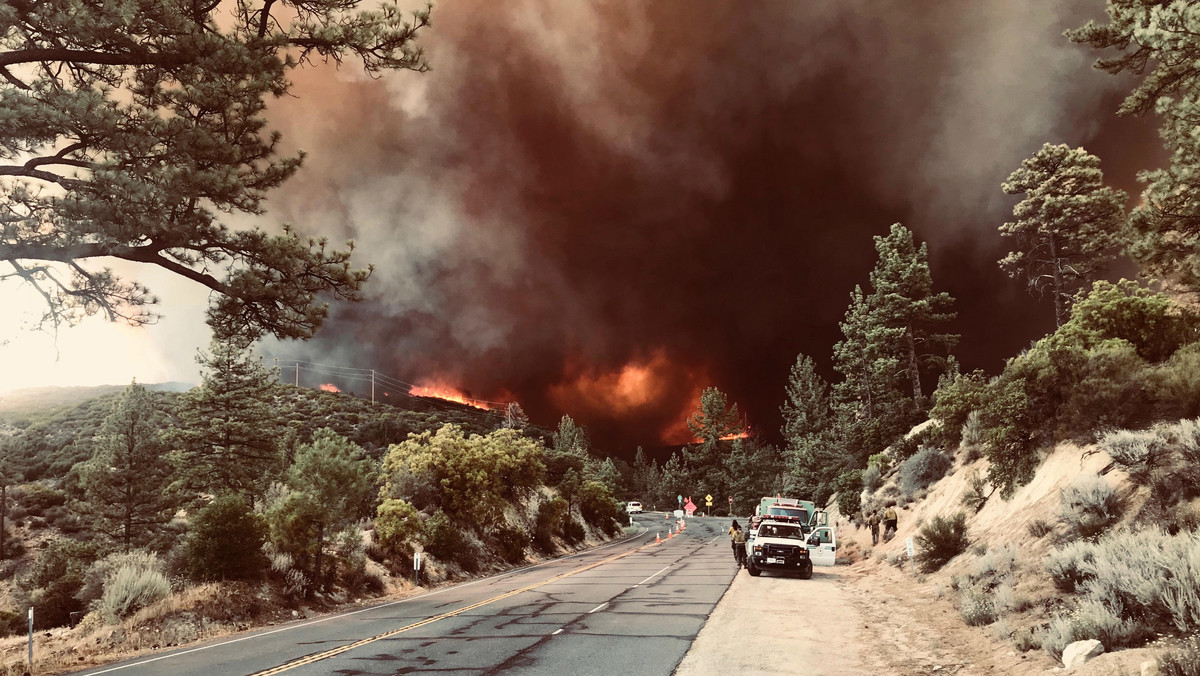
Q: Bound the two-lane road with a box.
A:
[76,515,739,676]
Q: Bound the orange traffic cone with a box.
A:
[668,528,674,538]
[656,532,661,543]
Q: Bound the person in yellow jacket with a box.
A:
[883,504,898,541]
[728,520,747,567]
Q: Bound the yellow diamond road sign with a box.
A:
[705,494,713,505]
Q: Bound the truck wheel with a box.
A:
[747,560,761,577]
[798,561,812,580]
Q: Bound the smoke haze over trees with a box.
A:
[257,1,1163,452]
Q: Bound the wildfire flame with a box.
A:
[318,383,341,392]
[409,383,491,410]
[719,431,750,441]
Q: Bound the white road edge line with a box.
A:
[587,603,608,614]
[636,565,671,586]
[81,524,653,675]
[552,629,563,635]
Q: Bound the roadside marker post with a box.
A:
[905,537,915,575]
[27,606,33,670]
[413,552,422,588]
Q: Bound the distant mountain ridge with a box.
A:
[0,382,195,419]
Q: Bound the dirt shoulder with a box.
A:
[676,556,1062,676]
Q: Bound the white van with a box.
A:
[625,501,643,514]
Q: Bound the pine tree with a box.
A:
[171,338,283,501]
[502,402,530,429]
[1000,144,1127,325]
[0,0,429,339]
[269,429,376,594]
[832,285,902,424]
[76,382,178,551]
[687,387,742,445]
[552,415,589,456]
[869,224,958,404]
[780,353,831,446]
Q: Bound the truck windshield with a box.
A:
[767,507,808,521]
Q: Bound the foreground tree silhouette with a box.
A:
[0,0,430,340]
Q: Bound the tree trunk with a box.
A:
[314,526,325,593]
[1049,234,1066,327]
[906,327,923,406]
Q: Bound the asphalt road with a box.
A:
[72,514,738,676]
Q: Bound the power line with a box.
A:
[278,359,512,410]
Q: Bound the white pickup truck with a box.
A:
[744,519,837,578]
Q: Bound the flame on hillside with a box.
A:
[719,431,750,441]
[318,383,340,392]
[409,382,491,410]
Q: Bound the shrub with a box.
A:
[834,469,862,516]
[930,369,989,448]
[18,482,68,515]
[960,470,990,513]
[374,498,422,555]
[492,525,529,565]
[99,564,171,622]
[861,464,882,493]
[1041,598,1152,660]
[1027,519,1054,539]
[578,481,621,535]
[867,452,893,474]
[16,538,97,629]
[1158,634,1200,676]
[1059,473,1122,540]
[421,510,476,571]
[78,551,161,609]
[1099,428,1160,484]
[1045,528,1200,639]
[914,512,969,572]
[971,543,1018,582]
[961,410,986,449]
[1149,342,1200,420]
[185,494,268,581]
[959,589,996,626]
[561,517,585,545]
[533,498,569,553]
[333,528,383,596]
[899,448,952,498]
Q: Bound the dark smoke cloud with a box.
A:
[259,1,1159,454]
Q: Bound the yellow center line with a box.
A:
[249,537,666,675]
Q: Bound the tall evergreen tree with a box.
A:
[1000,144,1127,326]
[869,223,958,404]
[501,402,530,430]
[171,338,283,501]
[687,387,743,445]
[76,382,178,551]
[832,285,902,425]
[780,353,831,446]
[1071,4,1200,293]
[552,415,589,456]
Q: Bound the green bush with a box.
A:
[899,448,952,498]
[862,464,882,493]
[17,538,97,629]
[99,564,171,622]
[1027,519,1054,539]
[834,469,862,516]
[867,452,893,474]
[185,494,268,581]
[960,470,990,513]
[971,543,1018,582]
[1059,474,1122,540]
[374,498,422,555]
[492,525,529,564]
[578,481,621,535]
[914,512,969,573]
[1148,342,1200,420]
[561,517,585,545]
[533,498,568,553]
[930,369,989,448]
[18,482,68,515]
[1045,539,1096,593]
[421,510,476,572]
[1099,428,1160,484]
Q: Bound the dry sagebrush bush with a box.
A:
[1059,473,1122,540]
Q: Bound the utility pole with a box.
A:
[371,370,376,404]
[295,363,300,387]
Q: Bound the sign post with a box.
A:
[728,496,733,516]
[905,537,915,575]
[27,606,33,669]
[413,552,422,587]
